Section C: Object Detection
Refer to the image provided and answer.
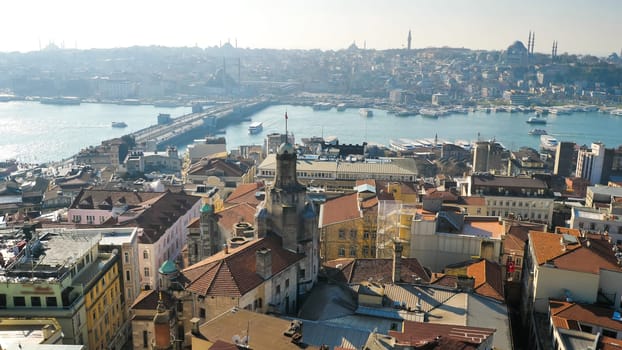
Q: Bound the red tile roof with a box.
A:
[389,321,495,349]
[530,231,621,274]
[225,182,264,207]
[319,193,361,227]
[324,257,431,284]
[550,300,622,332]
[182,234,304,297]
[466,259,505,301]
[212,203,258,235]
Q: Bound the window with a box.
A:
[338,246,345,257]
[124,252,129,264]
[589,223,595,230]
[602,329,617,338]
[338,229,345,239]
[31,296,41,307]
[276,285,281,295]
[349,246,357,257]
[363,231,370,239]
[199,308,206,318]
[299,269,305,279]
[515,258,522,266]
[14,296,26,307]
[143,250,149,259]
[144,267,150,277]
[285,279,290,289]
[143,330,148,348]
[349,229,357,240]
[86,215,95,224]
[579,324,593,333]
[0,294,6,308]
[126,270,131,281]
[363,246,369,256]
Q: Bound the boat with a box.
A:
[419,108,440,118]
[111,121,127,128]
[336,103,346,112]
[528,129,547,135]
[312,102,332,111]
[40,96,81,105]
[248,121,263,134]
[359,108,373,117]
[540,135,558,150]
[526,116,547,124]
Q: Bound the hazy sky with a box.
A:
[2,0,620,55]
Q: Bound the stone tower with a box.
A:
[255,138,319,294]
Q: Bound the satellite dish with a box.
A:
[241,335,249,345]
[232,335,241,344]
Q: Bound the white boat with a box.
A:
[540,135,558,150]
[526,116,547,124]
[528,129,547,135]
[111,121,127,128]
[419,108,440,118]
[248,121,263,134]
[336,103,346,111]
[359,108,373,117]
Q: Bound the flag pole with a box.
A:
[285,110,288,142]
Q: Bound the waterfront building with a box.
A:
[465,174,555,226]
[576,142,615,185]
[75,138,123,168]
[0,229,123,348]
[520,229,622,350]
[431,93,449,106]
[256,154,418,191]
[503,89,529,105]
[554,141,576,177]
[68,189,201,290]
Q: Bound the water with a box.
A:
[225,105,622,152]
[1,102,621,163]
[0,101,190,162]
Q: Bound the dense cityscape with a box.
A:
[2,25,622,350]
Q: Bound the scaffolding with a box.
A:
[376,200,419,258]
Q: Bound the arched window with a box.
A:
[143,250,149,259]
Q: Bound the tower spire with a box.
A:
[407,29,412,50]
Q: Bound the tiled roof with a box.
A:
[112,191,200,244]
[460,196,486,206]
[425,189,459,202]
[187,158,246,177]
[69,189,164,209]
[198,308,320,350]
[319,193,361,227]
[130,290,175,310]
[389,321,495,349]
[466,259,505,301]
[472,174,548,189]
[529,231,621,274]
[182,234,304,297]
[324,257,431,284]
[225,182,264,207]
[550,300,622,332]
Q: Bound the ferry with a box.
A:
[419,108,440,118]
[312,102,332,111]
[540,135,558,151]
[111,121,127,128]
[40,96,81,105]
[336,103,346,111]
[526,116,547,124]
[359,108,373,117]
[528,129,547,135]
[248,121,263,134]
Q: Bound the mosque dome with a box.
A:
[506,41,528,55]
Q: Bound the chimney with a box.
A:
[224,243,229,254]
[256,248,272,279]
[190,317,201,335]
[392,241,403,283]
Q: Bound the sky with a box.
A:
[2,0,620,56]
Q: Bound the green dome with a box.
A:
[200,203,213,213]
[158,260,178,275]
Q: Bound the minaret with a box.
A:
[407,30,412,50]
[527,31,532,54]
